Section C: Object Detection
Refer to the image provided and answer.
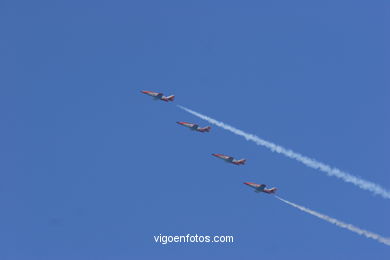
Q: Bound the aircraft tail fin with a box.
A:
[167,95,175,101]
[269,188,277,194]
[238,159,246,165]
[204,126,211,132]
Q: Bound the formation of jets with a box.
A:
[141,90,278,195]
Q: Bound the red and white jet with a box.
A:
[244,182,277,194]
[212,153,246,165]
[176,122,211,132]
[140,90,175,102]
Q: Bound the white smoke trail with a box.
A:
[275,196,390,246]
[177,105,390,199]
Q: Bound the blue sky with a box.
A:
[1,0,389,259]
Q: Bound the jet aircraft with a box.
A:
[212,153,246,165]
[176,122,211,132]
[140,90,175,102]
[244,182,277,194]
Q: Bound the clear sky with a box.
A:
[1,0,389,259]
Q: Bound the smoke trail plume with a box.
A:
[177,105,390,199]
[275,196,390,246]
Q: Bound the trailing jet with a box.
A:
[244,182,277,194]
[212,153,246,165]
[140,90,175,102]
[176,122,211,132]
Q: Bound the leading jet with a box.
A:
[212,153,246,165]
[244,182,277,194]
[176,122,211,133]
[140,90,175,102]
